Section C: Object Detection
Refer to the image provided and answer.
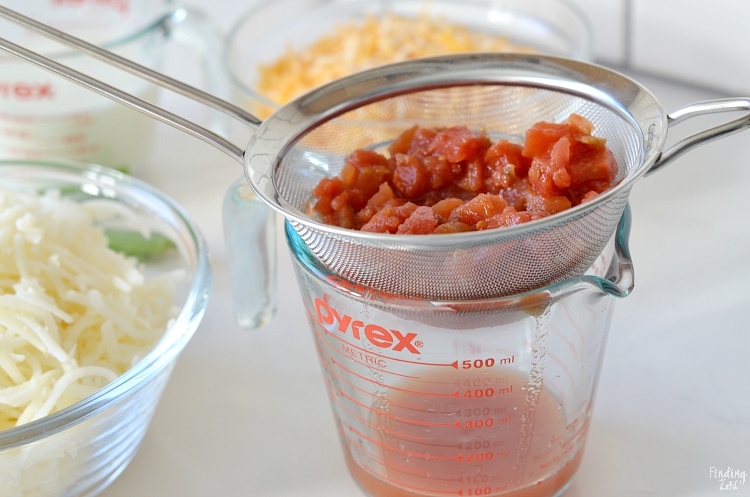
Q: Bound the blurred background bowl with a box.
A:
[0,160,211,497]
[224,0,593,119]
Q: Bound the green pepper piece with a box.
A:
[104,229,175,260]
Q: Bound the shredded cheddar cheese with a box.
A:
[254,12,533,115]
[0,187,181,431]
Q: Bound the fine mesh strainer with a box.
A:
[2,6,749,301]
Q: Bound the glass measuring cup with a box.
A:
[3,9,750,496]
[287,207,633,497]
[0,0,224,174]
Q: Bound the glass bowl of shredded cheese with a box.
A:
[0,160,211,497]
[224,0,592,119]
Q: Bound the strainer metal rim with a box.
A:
[243,53,667,245]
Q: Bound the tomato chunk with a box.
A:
[310,114,617,234]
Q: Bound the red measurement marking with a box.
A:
[348,424,462,462]
[323,325,458,368]
[51,0,130,15]
[561,304,585,356]
[331,380,460,430]
[561,415,590,452]
[322,354,459,414]
[547,351,573,406]
[321,356,425,414]
[327,380,429,442]
[342,439,464,496]
[337,424,430,477]
[312,327,418,379]
[318,339,459,397]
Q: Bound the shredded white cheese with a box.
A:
[0,186,181,431]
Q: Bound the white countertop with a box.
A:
[98,5,750,497]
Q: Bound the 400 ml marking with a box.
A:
[314,293,421,354]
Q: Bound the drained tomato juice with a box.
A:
[337,369,588,497]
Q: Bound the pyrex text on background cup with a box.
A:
[0,0,224,175]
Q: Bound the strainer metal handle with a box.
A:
[647,98,750,176]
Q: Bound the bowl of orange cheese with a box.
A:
[224,0,593,119]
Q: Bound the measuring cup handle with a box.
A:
[647,98,750,176]
[163,4,230,136]
[223,178,278,329]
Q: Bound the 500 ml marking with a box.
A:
[461,356,515,369]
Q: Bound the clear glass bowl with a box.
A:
[224,0,593,117]
[0,160,211,497]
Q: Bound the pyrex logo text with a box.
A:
[315,293,421,354]
[52,0,130,15]
[0,82,55,101]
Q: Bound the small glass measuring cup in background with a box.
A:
[287,207,633,497]
[221,0,594,329]
[0,0,224,175]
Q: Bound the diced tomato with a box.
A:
[567,139,618,187]
[565,113,595,135]
[397,206,439,234]
[409,127,439,154]
[423,155,463,191]
[342,149,392,196]
[434,221,473,234]
[361,202,419,233]
[345,148,390,171]
[357,195,406,227]
[580,190,600,203]
[310,115,617,232]
[479,207,548,230]
[428,126,490,163]
[484,139,531,191]
[522,121,569,160]
[392,153,430,199]
[525,193,572,215]
[431,198,464,221]
[360,182,397,213]
[457,156,484,192]
[388,125,418,156]
[311,176,343,216]
[449,193,507,228]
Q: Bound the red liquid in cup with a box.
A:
[336,369,588,497]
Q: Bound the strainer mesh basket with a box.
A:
[269,82,643,300]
